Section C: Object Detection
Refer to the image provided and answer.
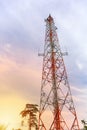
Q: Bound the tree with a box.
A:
[20,104,38,130]
[81,120,87,130]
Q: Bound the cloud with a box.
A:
[0,0,87,128]
[70,85,87,127]
[0,47,40,100]
[71,85,87,105]
[76,60,84,71]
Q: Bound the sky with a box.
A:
[0,0,87,129]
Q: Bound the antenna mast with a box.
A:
[39,15,80,130]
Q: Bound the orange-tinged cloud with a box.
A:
[0,48,40,129]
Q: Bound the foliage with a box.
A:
[20,104,38,130]
[81,120,87,130]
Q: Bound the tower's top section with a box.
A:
[45,14,53,23]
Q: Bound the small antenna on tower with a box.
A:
[38,47,44,57]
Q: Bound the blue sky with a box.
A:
[0,0,87,129]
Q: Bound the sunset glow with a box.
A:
[0,95,27,130]
[0,114,15,130]
[0,0,87,129]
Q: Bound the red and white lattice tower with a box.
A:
[39,15,80,130]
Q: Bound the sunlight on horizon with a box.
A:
[0,114,18,130]
[0,110,23,130]
[0,94,28,130]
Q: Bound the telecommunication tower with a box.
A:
[39,15,80,130]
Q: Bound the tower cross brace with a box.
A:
[39,15,80,130]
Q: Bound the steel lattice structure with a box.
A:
[39,15,80,130]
